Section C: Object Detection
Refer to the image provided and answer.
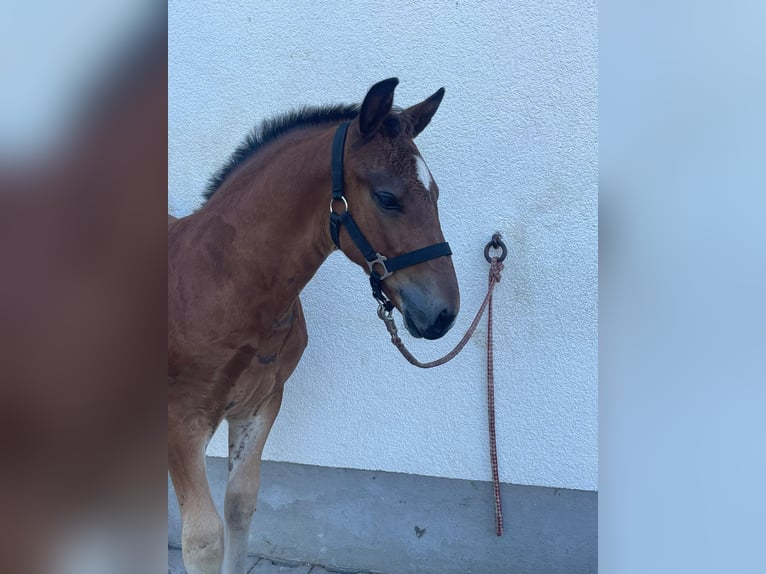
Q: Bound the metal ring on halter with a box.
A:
[367,253,393,280]
[484,235,508,263]
[329,195,349,214]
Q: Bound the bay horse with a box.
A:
[168,78,460,574]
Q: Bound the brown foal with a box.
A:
[168,78,459,574]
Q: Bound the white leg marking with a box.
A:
[415,154,434,191]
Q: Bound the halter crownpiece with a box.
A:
[328,121,452,312]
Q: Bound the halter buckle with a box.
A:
[367,253,393,280]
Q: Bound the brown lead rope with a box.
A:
[486,261,504,536]
[377,249,505,536]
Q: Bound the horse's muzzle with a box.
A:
[403,300,457,340]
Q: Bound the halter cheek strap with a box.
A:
[329,121,452,311]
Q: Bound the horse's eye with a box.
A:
[374,192,400,211]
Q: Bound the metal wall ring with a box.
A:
[484,237,508,262]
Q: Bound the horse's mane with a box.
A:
[203,103,360,203]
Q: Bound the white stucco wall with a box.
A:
[169,0,597,491]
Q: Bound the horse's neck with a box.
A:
[178,127,336,332]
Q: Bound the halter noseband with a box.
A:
[328,121,452,313]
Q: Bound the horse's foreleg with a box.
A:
[169,420,224,574]
[222,391,283,574]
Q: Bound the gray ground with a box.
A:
[168,547,374,574]
[169,459,597,574]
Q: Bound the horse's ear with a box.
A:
[404,87,445,137]
[359,78,399,136]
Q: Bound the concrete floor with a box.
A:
[169,459,597,574]
[168,547,374,573]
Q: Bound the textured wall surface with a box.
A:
[169,0,597,491]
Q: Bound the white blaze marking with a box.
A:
[415,155,433,191]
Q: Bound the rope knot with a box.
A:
[490,258,504,283]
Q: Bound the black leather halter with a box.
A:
[328,121,452,312]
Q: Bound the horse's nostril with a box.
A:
[420,308,456,340]
[435,308,456,331]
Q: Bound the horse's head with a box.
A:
[336,78,459,340]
